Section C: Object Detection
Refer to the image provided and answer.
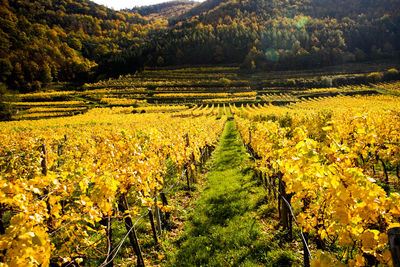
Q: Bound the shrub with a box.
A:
[321,76,333,87]
[385,68,399,79]
[366,72,384,83]
[219,77,231,87]
[332,76,347,86]
[286,79,296,87]
[388,68,399,74]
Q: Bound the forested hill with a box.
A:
[1,0,400,93]
[178,0,400,23]
[128,0,199,19]
[145,0,400,69]
[0,0,167,92]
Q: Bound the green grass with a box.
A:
[165,119,298,266]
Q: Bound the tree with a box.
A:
[40,64,53,85]
[67,36,82,51]
[214,45,224,62]
[176,49,184,60]
[0,82,14,121]
[241,46,263,71]
[0,58,12,82]
[156,56,164,66]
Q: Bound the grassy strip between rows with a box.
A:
[165,118,301,266]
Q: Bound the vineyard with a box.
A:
[234,95,400,266]
[2,0,400,264]
[6,66,400,120]
[0,107,226,266]
[1,66,400,266]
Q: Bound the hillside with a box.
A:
[180,0,400,23]
[129,0,199,20]
[0,0,399,93]
[146,0,400,69]
[0,0,166,92]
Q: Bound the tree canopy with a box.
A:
[1,0,399,92]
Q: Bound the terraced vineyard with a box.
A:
[2,93,400,266]
[2,71,400,266]
[7,66,400,120]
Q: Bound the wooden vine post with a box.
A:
[388,227,400,267]
[41,144,55,232]
[106,215,113,267]
[280,181,289,230]
[302,198,311,267]
[0,210,4,235]
[148,208,159,245]
[154,197,162,235]
[184,133,191,191]
[248,128,252,145]
[118,195,145,267]
[41,144,48,176]
[57,135,67,168]
[380,158,389,184]
[199,147,204,169]
[277,173,282,224]
[189,152,196,183]
[276,173,294,240]
[287,193,293,240]
[257,169,263,184]
[159,192,170,228]
[263,172,270,195]
[100,215,114,267]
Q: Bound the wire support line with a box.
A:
[100,210,150,267]
[263,172,313,260]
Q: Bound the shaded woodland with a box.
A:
[0,0,399,92]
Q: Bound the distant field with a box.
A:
[7,63,400,120]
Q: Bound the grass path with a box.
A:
[166,119,297,266]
